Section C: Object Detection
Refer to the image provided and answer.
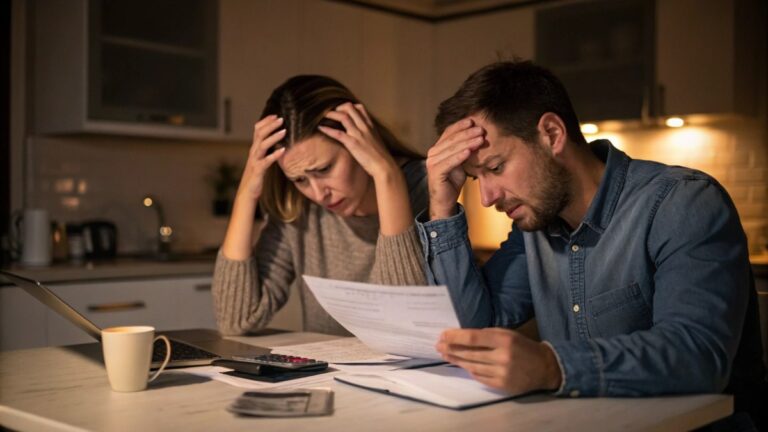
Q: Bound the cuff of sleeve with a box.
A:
[545,339,605,397]
[415,204,470,254]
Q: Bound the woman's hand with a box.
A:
[221,115,285,261]
[318,103,399,182]
[319,103,411,236]
[237,115,287,201]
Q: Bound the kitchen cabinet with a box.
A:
[0,276,217,350]
[218,0,301,141]
[0,287,47,350]
[32,0,221,139]
[535,0,762,122]
[656,0,762,117]
[218,0,434,148]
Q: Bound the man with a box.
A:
[418,61,765,425]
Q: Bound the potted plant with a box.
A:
[206,161,241,216]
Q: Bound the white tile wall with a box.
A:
[26,135,249,254]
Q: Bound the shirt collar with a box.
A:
[546,139,630,237]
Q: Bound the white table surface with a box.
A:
[0,331,732,432]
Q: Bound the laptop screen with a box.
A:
[0,270,103,342]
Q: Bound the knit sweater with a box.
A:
[212,160,428,336]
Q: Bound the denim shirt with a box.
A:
[416,140,752,397]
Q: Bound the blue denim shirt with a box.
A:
[416,140,751,397]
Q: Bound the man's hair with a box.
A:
[435,60,586,145]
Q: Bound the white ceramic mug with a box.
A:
[17,208,52,267]
[101,326,172,392]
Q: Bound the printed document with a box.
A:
[302,276,460,360]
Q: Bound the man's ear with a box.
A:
[537,113,567,157]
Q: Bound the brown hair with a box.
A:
[435,60,586,146]
[259,75,421,222]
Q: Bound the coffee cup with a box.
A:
[101,326,171,392]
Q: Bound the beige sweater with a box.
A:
[212,160,428,336]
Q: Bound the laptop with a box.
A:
[0,270,271,368]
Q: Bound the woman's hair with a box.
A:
[259,75,421,223]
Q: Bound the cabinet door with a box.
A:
[46,277,217,347]
[656,0,760,116]
[358,10,434,152]
[219,0,301,140]
[0,287,48,351]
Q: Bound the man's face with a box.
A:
[462,115,572,231]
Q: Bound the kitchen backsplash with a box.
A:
[24,118,768,256]
[25,135,250,255]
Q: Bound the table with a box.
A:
[0,331,732,431]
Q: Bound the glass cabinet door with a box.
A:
[87,0,218,128]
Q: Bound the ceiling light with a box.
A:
[580,123,599,134]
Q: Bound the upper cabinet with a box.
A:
[536,0,654,122]
[33,0,222,139]
[536,0,763,122]
[656,0,762,117]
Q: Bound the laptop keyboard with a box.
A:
[152,338,219,362]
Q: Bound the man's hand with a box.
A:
[425,118,485,220]
[436,328,562,395]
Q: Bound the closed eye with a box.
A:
[489,163,504,174]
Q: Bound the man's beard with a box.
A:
[511,148,572,232]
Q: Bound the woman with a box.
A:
[212,75,428,336]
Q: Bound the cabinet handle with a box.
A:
[87,301,146,313]
[224,98,231,134]
[195,283,212,292]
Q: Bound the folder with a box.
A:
[335,364,514,409]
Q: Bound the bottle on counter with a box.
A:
[66,223,85,263]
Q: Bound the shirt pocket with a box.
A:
[588,282,652,337]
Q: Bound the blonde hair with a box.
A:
[259,75,421,223]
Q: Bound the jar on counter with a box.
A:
[66,223,85,263]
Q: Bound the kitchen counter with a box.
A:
[0,254,215,285]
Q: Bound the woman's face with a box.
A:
[277,134,376,217]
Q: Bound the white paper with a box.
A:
[271,337,409,364]
[302,276,460,360]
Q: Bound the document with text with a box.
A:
[302,276,461,360]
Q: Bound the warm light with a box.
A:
[580,123,599,134]
[159,226,173,236]
[143,197,153,207]
[665,117,685,128]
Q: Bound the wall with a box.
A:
[25,135,247,254]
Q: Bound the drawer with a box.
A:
[46,277,216,347]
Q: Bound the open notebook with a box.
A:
[335,364,514,409]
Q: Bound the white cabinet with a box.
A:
[218,0,301,140]
[218,0,435,149]
[0,287,47,350]
[32,0,222,139]
[656,0,762,117]
[0,276,217,350]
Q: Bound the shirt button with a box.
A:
[570,390,580,398]
[571,244,580,252]
[429,231,438,239]
[572,304,580,313]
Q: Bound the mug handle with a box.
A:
[148,335,171,383]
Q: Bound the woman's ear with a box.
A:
[537,113,567,157]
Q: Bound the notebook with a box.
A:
[0,270,270,368]
[335,363,514,409]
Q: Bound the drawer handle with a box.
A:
[87,301,146,313]
[195,283,212,292]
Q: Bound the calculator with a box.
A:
[213,354,329,375]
